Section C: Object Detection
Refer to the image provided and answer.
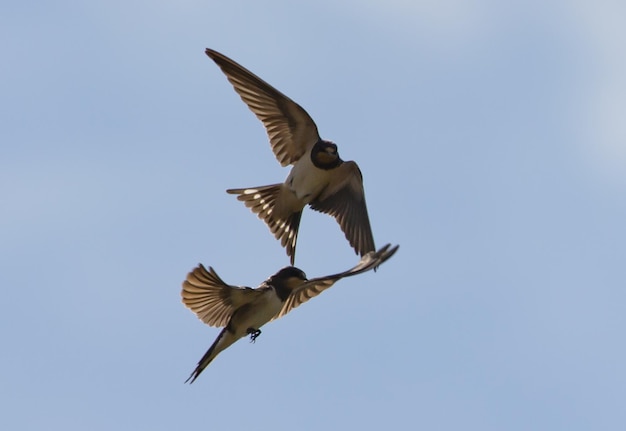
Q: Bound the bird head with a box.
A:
[274,266,307,282]
[311,140,341,169]
[270,266,308,293]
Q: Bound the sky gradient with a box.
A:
[2,1,625,430]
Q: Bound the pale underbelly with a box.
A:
[286,165,331,203]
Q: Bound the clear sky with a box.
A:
[2,1,625,430]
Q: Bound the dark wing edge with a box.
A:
[205,48,320,166]
[310,162,375,257]
[273,244,399,319]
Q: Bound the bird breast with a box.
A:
[230,289,284,336]
[286,155,333,204]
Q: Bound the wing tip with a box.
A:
[205,48,219,59]
[377,243,399,262]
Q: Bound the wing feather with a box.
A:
[206,49,320,166]
[274,244,399,319]
[181,264,262,328]
[310,161,375,257]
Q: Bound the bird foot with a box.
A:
[247,328,261,343]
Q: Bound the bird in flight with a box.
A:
[181,244,398,383]
[205,48,376,265]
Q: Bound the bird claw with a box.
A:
[247,328,261,343]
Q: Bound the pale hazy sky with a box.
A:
[2,1,625,430]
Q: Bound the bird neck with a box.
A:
[270,280,292,302]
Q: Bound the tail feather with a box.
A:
[227,185,302,264]
[185,328,238,384]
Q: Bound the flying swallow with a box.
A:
[205,48,376,265]
[181,244,398,383]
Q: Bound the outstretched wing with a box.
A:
[181,264,264,328]
[310,161,375,257]
[274,244,399,320]
[206,48,320,166]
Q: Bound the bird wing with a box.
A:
[309,161,376,257]
[181,264,265,328]
[274,244,399,319]
[205,49,320,167]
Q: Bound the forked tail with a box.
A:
[227,185,302,264]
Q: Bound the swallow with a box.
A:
[181,244,398,383]
[205,48,376,264]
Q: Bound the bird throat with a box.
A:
[271,280,293,302]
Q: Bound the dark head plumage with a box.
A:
[268,266,307,301]
[311,140,342,170]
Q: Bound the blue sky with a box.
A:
[2,1,625,430]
